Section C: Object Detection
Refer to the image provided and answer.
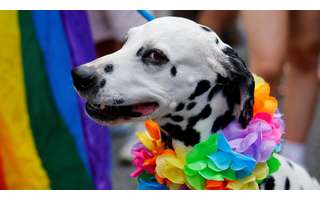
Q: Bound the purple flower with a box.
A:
[221,112,284,162]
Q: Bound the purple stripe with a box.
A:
[61,10,112,190]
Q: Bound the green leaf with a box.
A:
[186,134,218,163]
[222,168,237,180]
[187,160,208,171]
[184,165,198,176]
[199,167,224,181]
[186,174,206,190]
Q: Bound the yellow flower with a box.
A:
[155,146,190,185]
[136,131,161,152]
[227,163,269,190]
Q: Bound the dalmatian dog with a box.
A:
[71,17,320,190]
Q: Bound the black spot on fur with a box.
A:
[221,47,255,128]
[175,103,185,112]
[136,47,144,57]
[162,123,200,146]
[104,64,113,73]
[186,102,196,110]
[264,176,275,190]
[285,177,290,190]
[211,110,235,133]
[99,79,106,88]
[189,80,211,100]
[163,114,172,118]
[239,93,254,128]
[222,46,239,58]
[171,115,184,122]
[200,25,212,32]
[207,74,238,108]
[207,84,223,101]
[163,114,184,122]
[161,104,212,146]
[170,66,177,77]
[187,104,212,129]
[161,132,173,149]
[215,38,219,44]
[219,75,241,110]
[286,160,294,169]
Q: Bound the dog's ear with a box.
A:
[221,46,255,128]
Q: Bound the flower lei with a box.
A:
[130,75,284,190]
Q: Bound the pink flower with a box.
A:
[130,143,155,178]
[256,112,283,144]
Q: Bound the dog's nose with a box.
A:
[71,65,98,91]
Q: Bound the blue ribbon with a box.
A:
[138,10,156,21]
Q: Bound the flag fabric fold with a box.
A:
[31,10,89,173]
[0,10,112,190]
[61,11,112,190]
[0,11,50,189]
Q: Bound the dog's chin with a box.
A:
[85,101,159,126]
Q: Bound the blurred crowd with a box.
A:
[87,10,320,186]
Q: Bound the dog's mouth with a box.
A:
[85,101,159,123]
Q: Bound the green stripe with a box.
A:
[19,11,93,189]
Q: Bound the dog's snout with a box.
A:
[71,65,98,91]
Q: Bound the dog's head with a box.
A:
[72,17,254,137]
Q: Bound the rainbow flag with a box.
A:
[0,10,112,189]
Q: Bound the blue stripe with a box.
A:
[31,10,90,172]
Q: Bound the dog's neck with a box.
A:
[156,82,236,148]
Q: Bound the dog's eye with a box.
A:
[149,51,159,60]
[142,49,169,65]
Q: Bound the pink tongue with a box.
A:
[132,104,156,115]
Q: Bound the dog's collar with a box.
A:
[130,75,284,190]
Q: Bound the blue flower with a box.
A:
[207,134,256,179]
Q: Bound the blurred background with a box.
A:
[0,10,319,190]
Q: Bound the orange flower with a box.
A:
[253,83,278,116]
[135,120,167,176]
[145,119,161,140]
[137,120,164,152]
